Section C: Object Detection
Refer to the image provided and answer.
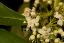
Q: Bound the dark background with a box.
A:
[0,0,24,31]
[0,0,23,11]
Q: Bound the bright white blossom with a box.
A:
[57,19,63,26]
[38,26,51,39]
[54,12,63,19]
[23,7,31,17]
[22,1,64,43]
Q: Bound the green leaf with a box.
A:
[0,2,26,26]
[0,29,28,43]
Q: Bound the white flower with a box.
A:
[34,0,39,7]
[45,39,49,42]
[36,15,40,20]
[47,27,51,32]
[26,17,31,22]
[27,20,34,28]
[32,7,36,12]
[26,27,29,31]
[23,7,31,17]
[36,15,40,22]
[38,29,45,34]
[37,34,41,38]
[58,29,63,34]
[54,38,60,43]
[42,26,47,31]
[57,19,63,26]
[31,11,36,17]
[24,0,30,2]
[27,18,36,28]
[31,27,36,32]
[33,31,36,35]
[31,7,36,17]
[29,35,35,40]
[35,22,39,26]
[54,12,63,19]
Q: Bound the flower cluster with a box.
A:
[22,0,64,43]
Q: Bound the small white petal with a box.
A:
[38,29,43,34]
[23,8,31,17]
[33,31,36,35]
[26,27,29,31]
[57,19,63,26]
[47,27,51,32]
[32,7,36,12]
[35,23,39,26]
[45,39,49,42]
[36,16,40,20]
[31,12,36,17]
[42,26,47,31]
[37,34,41,38]
[54,12,63,19]
[31,27,36,32]
[29,35,35,40]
